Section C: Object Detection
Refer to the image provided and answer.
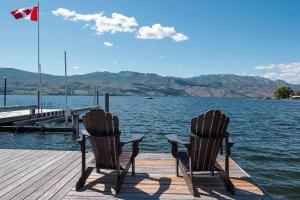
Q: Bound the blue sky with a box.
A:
[1,0,300,83]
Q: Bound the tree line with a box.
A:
[273,85,300,99]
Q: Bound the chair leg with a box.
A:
[132,157,135,176]
[75,167,93,191]
[178,159,195,196]
[115,167,120,194]
[116,158,132,194]
[222,136,234,194]
[176,157,179,177]
[219,171,235,194]
[96,168,100,173]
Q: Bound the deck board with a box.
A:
[11,152,81,200]
[2,151,75,200]
[0,149,271,200]
[0,151,48,178]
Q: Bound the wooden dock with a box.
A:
[0,149,271,200]
[0,108,63,124]
[0,105,99,134]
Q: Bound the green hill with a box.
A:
[0,68,298,97]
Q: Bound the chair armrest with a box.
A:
[165,134,189,146]
[121,134,144,145]
[82,129,91,137]
[188,132,199,138]
[121,134,144,158]
[77,130,90,144]
[77,135,83,143]
[165,134,189,158]
[225,132,234,148]
[229,137,234,148]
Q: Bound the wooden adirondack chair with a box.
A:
[165,110,234,196]
[76,108,144,193]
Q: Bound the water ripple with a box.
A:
[0,96,299,199]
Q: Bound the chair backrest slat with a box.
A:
[190,110,230,171]
[83,108,121,169]
[106,112,113,135]
[113,116,119,133]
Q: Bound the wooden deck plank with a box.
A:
[1,151,77,200]
[22,153,90,200]
[12,152,80,200]
[0,150,48,177]
[0,151,68,198]
[0,149,271,200]
[0,150,26,164]
[38,154,93,200]
[0,151,58,186]
[48,154,94,200]
[0,149,33,166]
[0,149,46,168]
[9,152,79,200]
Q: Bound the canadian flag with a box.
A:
[11,6,38,21]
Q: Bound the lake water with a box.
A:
[0,95,299,199]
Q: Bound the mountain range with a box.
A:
[0,68,298,97]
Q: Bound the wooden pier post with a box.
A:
[30,107,35,116]
[64,51,68,124]
[72,114,79,135]
[37,91,40,114]
[93,86,97,106]
[3,77,7,107]
[96,90,99,106]
[104,93,109,112]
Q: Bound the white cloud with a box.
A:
[171,33,189,42]
[53,8,188,42]
[52,8,76,18]
[103,41,114,47]
[235,73,255,76]
[113,61,118,65]
[254,64,276,70]
[136,23,188,42]
[52,8,138,35]
[255,62,300,83]
[73,66,80,70]
[137,24,175,39]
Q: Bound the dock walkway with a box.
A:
[0,109,62,124]
[0,149,271,200]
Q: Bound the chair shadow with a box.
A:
[82,171,172,199]
[192,174,268,199]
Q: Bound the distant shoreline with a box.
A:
[0,94,274,99]
[1,68,299,98]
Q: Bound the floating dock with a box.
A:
[0,105,63,124]
[0,149,271,200]
[0,105,98,134]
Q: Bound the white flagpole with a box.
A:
[64,51,68,124]
[37,2,42,114]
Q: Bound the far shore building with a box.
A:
[290,95,300,100]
